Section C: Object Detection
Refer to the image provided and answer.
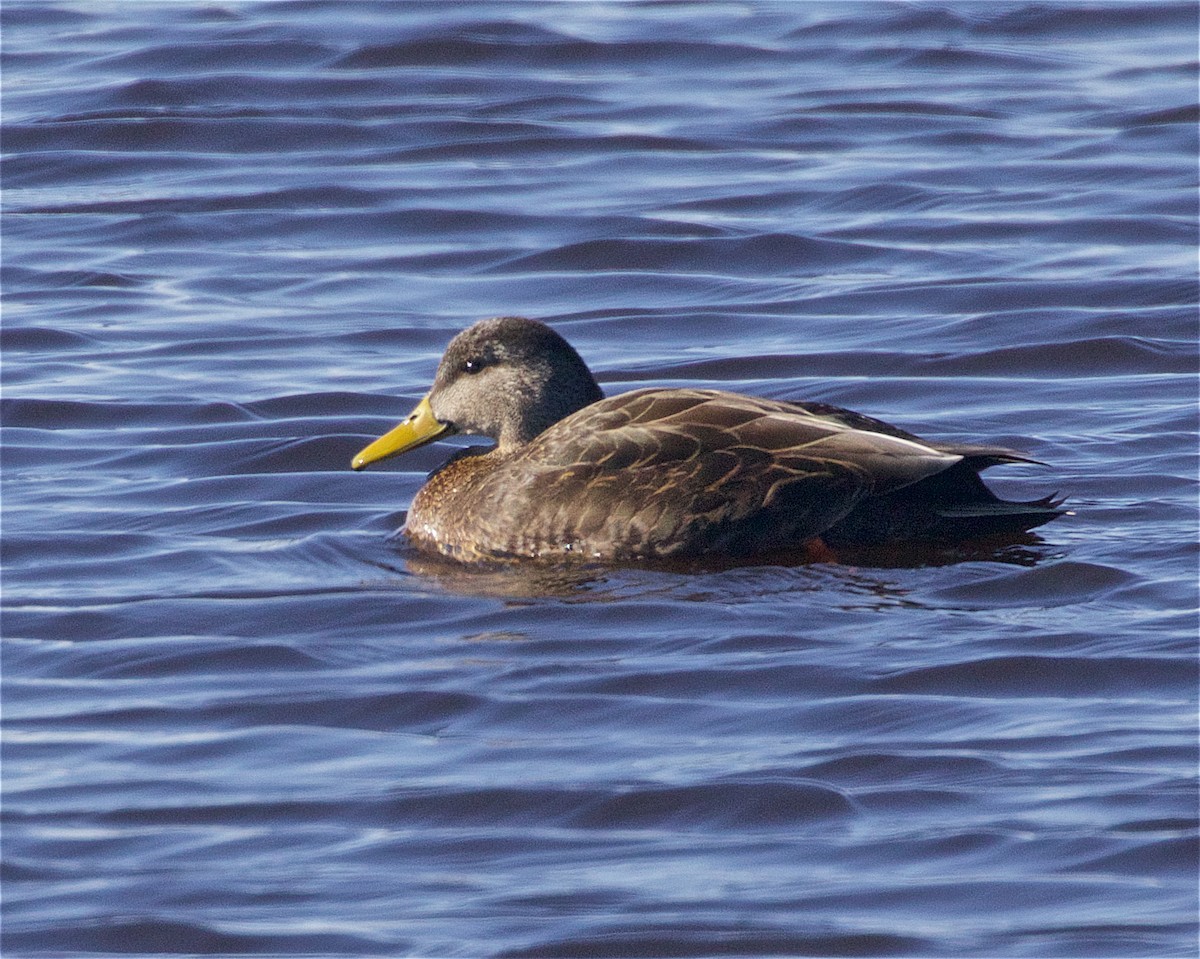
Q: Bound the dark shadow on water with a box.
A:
[830,532,1053,571]
[378,532,1057,602]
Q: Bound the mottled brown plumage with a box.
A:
[352,316,1062,562]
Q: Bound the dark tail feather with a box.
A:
[931,492,1066,540]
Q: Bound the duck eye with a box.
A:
[461,357,486,375]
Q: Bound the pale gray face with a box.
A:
[426,316,603,448]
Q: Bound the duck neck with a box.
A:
[499,366,604,450]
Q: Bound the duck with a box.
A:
[351,316,1062,563]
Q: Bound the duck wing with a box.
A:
[787,399,1042,465]
[496,388,963,558]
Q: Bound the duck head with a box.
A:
[352,316,603,469]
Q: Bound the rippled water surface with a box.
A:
[3,2,1198,956]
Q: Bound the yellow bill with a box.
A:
[351,395,451,470]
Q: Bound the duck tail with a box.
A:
[822,455,1067,548]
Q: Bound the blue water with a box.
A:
[3,2,1197,956]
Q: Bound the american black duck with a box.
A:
[352,316,1062,562]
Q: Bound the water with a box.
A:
[3,2,1197,956]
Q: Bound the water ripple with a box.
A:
[3,2,1195,956]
